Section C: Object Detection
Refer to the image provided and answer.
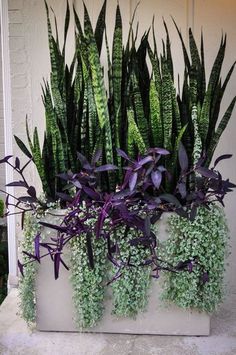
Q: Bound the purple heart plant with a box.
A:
[0,145,234,282]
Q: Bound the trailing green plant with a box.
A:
[160,204,229,312]
[110,226,151,317]
[18,213,39,323]
[70,207,107,329]
[0,198,4,218]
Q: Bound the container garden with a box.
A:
[1,0,235,336]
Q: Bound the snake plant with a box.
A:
[14,0,235,199]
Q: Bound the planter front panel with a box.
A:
[36,212,210,335]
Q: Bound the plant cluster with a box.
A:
[160,205,229,312]
[110,226,151,317]
[69,206,107,328]
[18,213,39,323]
[2,145,233,282]
[15,0,235,198]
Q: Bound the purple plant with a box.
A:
[0,146,235,282]
[0,156,47,225]
[173,144,236,220]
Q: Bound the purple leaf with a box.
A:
[189,205,197,221]
[178,142,188,172]
[178,182,187,199]
[129,172,138,192]
[57,172,73,181]
[5,195,9,208]
[151,170,162,189]
[130,236,154,246]
[137,156,153,167]
[160,194,182,207]
[213,154,232,168]
[15,157,20,170]
[95,198,111,238]
[175,208,188,218]
[175,260,191,271]
[148,148,170,155]
[40,243,54,261]
[107,253,120,268]
[71,190,81,206]
[112,189,131,200]
[6,181,27,188]
[18,196,37,204]
[77,152,92,170]
[197,191,205,200]
[106,270,123,285]
[157,165,166,173]
[196,167,219,179]
[54,252,61,280]
[56,192,73,202]
[21,211,25,229]
[141,259,153,266]
[0,155,13,164]
[201,272,209,284]
[91,149,102,165]
[187,261,193,272]
[86,231,94,269]
[146,203,156,210]
[116,148,130,161]
[18,260,24,277]
[22,250,40,262]
[121,169,132,189]
[59,257,69,271]
[96,210,108,239]
[150,213,162,224]
[195,154,207,168]
[39,221,67,233]
[71,180,82,189]
[34,233,41,261]
[27,186,36,198]
[94,164,118,172]
[144,216,151,237]
[83,186,100,200]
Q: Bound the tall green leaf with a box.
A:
[112,4,123,151]
[127,108,146,154]
[95,0,107,55]
[83,3,114,168]
[131,73,149,146]
[161,57,173,151]
[149,79,162,147]
[207,97,236,166]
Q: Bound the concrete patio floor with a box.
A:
[0,289,236,355]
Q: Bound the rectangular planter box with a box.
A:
[35,211,210,335]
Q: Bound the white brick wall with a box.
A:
[0,27,6,201]
[8,0,33,177]
[7,0,34,240]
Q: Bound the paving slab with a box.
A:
[0,288,236,355]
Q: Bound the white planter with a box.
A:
[35,210,210,335]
